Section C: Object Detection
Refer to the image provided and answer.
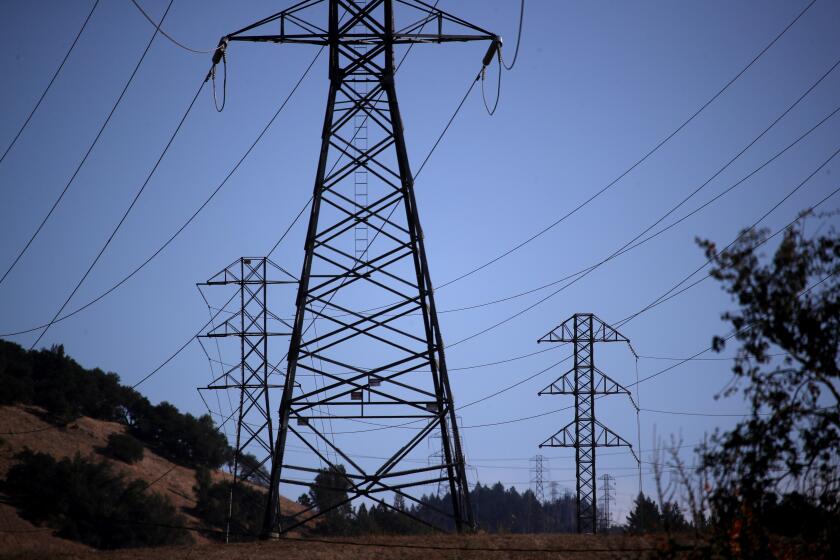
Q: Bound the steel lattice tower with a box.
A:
[530,454,547,503]
[212,0,499,536]
[537,313,638,534]
[197,257,297,539]
[598,473,615,532]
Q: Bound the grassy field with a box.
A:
[0,534,663,560]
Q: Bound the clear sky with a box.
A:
[1,0,838,523]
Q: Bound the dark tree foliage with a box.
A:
[104,432,144,464]
[625,493,689,535]
[697,216,840,556]
[192,467,265,541]
[2,450,191,549]
[129,400,231,468]
[306,465,355,535]
[626,493,662,534]
[296,471,579,535]
[234,452,271,487]
[0,340,232,469]
[415,482,578,534]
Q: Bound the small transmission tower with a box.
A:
[197,257,297,539]
[537,313,638,534]
[598,473,615,532]
[530,454,547,503]
[213,1,501,536]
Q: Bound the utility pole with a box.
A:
[530,454,547,503]
[537,313,639,534]
[197,257,296,541]
[212,1,501,537]
[599,473,615,533]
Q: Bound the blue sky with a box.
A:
[1,0,838,522]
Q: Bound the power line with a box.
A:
[323,189,840,436]
[29,73,208,350]
[3,2,455,339]
[444,58,840,349]
[0,0,168,288]
[0,48,324,338]
[128,0,214,54]
[487,186,840,417]
[628,270,836,389]
[457,271,834,432]
[615,157,840,331]
[313,91,840,326]
[434,0,817,290]
[0,0,100,168]
[500,0,525,71]
[638,352,788,361]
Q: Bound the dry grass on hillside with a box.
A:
[0,405,306,557]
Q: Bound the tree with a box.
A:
[104,432,144,464]
[192,467,265,541]
[308,465,353,535]
[660,501,689,533]
[626,493,661,533]
[697,214,839,555]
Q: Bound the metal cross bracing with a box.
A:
[212,0,500,537]
[537,313,639,534]
[196,257,297,540]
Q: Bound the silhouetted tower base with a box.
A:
[537,313,638,534]
[212,0,501,537]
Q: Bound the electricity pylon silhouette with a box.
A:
[196,257,297,541]
[213,0,500,537]
[598,473,615,532]
[537,313,639,534]
[530,454,547,503]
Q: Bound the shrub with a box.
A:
[104,433,144,464]
[193,467,265,541]
[3,450,192,549]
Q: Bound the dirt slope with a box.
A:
[0,405,304,557]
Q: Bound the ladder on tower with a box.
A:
[352,0,369,263]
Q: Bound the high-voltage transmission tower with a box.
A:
[530,454,547,503]
[197,257,297,540]
[212,0,500,537]
[537,313,639,534]
[598,473,615,533]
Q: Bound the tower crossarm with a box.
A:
[538,313,633,346]
[538,419,576,448]
[215,0,498,53]
[538,366,637,402]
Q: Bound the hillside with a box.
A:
[0,405,305,557]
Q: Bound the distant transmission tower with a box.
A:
[598,473,615,532]
[549,480,559,503]
[197,257,296,541]
[212,1,501,537]
[429,415,465,498]
[537,313,639,534]
[530,454,548,503]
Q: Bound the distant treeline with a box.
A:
[293,465,654,536]
[0,340,230,469]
